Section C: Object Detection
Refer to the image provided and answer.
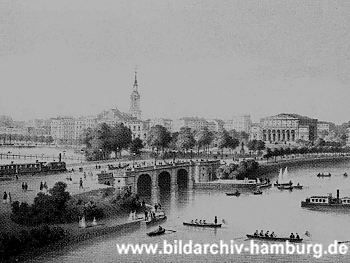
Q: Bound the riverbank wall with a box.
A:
[256,155,350,178]
[194,155,350,190]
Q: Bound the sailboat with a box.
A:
[275,167,293,188]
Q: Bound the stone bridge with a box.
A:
[123,160,220,197]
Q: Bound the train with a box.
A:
[0,161,67,177]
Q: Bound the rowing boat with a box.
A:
[146,214,167,226]
[246,234,303,243]
[253,190,263,195]
[183,222,222,228]
[293,185,303,189]
[226,191,240,196]
[147,228,166,236]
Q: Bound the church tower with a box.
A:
[129,71,141,119]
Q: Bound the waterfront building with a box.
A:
[129,71,141,120]
[223,115,252,133]
[260,113,318,143]
[50,117,76,144]
[347,128,350,147]
[74,116,98,144]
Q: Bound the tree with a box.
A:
[110,123,133,157]
[176,127,195,152]
[227,136,240,153]
[194,127,214,155]
[129,138,144,155]
[146,125,171,153]
[215,129,231,157]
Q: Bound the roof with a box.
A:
[262,113,317,122]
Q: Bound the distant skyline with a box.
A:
[1,1,350,124]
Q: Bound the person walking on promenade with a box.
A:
[3,192,7,204]
[79,178,83,189]
[21,182,24,191]
[40,182,43,191]
[145,210,148,221]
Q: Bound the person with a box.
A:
[154,203,158,212]
[3,192,7,204]
[270,231,275,238]
[203,220,206,224]
[199,220,202,224]
[296,233,300,239]
[254,230,259,237]
[44,182,47,190]
[158,203,162,210]
[191,219,194,224]
[158,225,163,231]
[265,231,270,237]
[40,182,43,191]
[142,200,145,207]
[214,216,217,225]
[145,211,148,221]
[260,230,264,236]
[21,182,24,191]
[79,178,83,189]
[290,233,295,239]
[195,219,198,224]
[7,192,11,204]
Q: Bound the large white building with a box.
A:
[258,113,318,143]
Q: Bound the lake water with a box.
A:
[32,160,350,262]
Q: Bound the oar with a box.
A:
[165,229,177,233]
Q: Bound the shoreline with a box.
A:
[195,155,350,190]
[12,218,144,262]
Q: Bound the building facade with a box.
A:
[173,117,210,132]
[259,113,318,143]
[50,117,76,144]
[223,115,251,133]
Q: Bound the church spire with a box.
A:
[133,69,138,91]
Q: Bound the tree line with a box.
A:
[83,123,251,161]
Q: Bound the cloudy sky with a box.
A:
[0,0,350,123]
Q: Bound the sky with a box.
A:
[0,0,350,124]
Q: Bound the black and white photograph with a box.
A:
[1,0,350,262]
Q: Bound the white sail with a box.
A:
[278,168,283,181]
[283,167,288,177]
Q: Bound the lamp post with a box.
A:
[132,153,136,168]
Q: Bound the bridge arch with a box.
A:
[158,171,171,191]
[137,174,152,196]
[177,168,189,189]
